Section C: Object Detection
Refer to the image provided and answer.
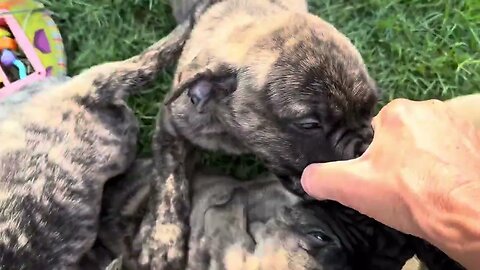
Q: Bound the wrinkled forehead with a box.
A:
[263,53,378,120]
[243,17,378,119]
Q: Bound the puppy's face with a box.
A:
[249,204,351,270]
[190,173,351,270]
[165,12,378,195]
[261,200,414,270]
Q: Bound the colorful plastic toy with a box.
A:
[0,0,66,101]
[1,49,27,79]
[0,28,18,51]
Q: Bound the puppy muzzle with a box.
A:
[334,124,373,160]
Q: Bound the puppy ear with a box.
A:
[186,73,237,113]
[164,61,238,112]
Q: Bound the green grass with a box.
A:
[39,0,479,178]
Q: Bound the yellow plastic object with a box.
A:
[4,0,66,76]
[0,28,11,37]
[0,36,18,50]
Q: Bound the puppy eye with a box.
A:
[307,230,332,243]
[294,118,321,130]
[190,96,200,105]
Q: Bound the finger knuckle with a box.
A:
[388,98,415,112]
[377,100,408,126]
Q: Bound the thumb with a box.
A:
[301,159,378,210]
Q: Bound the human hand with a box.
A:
[301,98,480,269]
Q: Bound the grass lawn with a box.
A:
[40,0,479,177]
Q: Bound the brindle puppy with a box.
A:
[138,0,378,267]
[164,0,378,194]
[0,14,201,268]
[83,158,417,270]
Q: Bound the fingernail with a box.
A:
[301,164,317,195]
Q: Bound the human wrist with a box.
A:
[407,172,480,269]
[430,180,480,269]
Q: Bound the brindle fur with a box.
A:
[135,120,196,269]
[84,157,421,270]
[87,157,460,270]
[140,0,378,268]
[0,17,195,268]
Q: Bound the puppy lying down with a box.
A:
[80,158,417,270]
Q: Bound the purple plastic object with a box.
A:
[45,66,52,76]
[1,49,16,66]
[33,29,51,53]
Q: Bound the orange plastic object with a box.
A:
[0,36,18,50]
[0,0,26,10]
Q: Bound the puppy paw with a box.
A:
[134,213,187,270]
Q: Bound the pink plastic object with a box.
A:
[0,9,46,101]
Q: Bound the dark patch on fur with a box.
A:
[412,237,465,270]
[62,111,71,121]
[68,147,98,168]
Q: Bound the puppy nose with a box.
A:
[353,125,374,158]
[354,143,369,158]
[363,125,374,143]
[187,80,213,113]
